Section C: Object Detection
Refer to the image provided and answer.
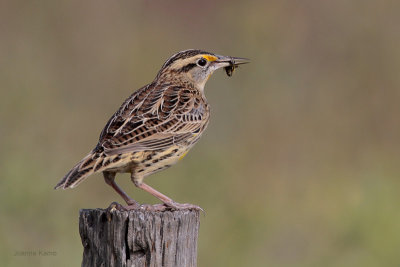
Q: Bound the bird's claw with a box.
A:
[138,202,204,212]
[164,202,204,212]
[139,204,168,212]
[106,201,139,212]
[106,202,203,212]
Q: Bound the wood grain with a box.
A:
[79,208,200,267]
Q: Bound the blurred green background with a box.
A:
[1,0,400,266]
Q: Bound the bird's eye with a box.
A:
[197,58,207,67]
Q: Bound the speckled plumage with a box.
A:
[55,49,248,210]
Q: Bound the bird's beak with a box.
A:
[214,55,250,68]
[213,55,250,77]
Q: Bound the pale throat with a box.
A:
[192,75,209,93]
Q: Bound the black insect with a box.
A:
[225,58,237,77]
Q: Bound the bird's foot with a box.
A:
[106,201,203,212]
[139,204,168,212]
[138,202,204,212]
[164,202,204,212]
[106,201,140,212]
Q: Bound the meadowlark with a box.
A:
[55,49,249,210]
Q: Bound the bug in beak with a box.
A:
[215,56,250,77]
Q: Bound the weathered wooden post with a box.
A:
[79,208,200,267]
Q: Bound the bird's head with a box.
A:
[156,49,249,90]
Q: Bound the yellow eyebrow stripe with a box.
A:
[202,55,218,62]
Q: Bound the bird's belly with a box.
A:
[132,145,194,177]
[106,130,205,177]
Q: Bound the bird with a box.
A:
[55,49,249,211]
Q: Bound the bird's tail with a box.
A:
[54,151,126,190]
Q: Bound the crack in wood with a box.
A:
[79,209,200,267]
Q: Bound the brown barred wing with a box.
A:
[99,85,209,156]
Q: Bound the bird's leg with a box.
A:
[103,171,139,208]
[132,176,203,211]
